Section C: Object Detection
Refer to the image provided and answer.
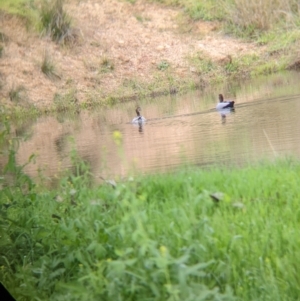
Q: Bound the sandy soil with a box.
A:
[0,0,259,108]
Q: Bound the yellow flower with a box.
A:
[159,245,167,257]
[113,131,123,146]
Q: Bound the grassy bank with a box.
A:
[1,121,300,300]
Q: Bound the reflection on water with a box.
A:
[7,71,300,180]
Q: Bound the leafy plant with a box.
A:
[157,60,170,71]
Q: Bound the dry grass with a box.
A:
[223,0,300,32]
[0,0,291,111]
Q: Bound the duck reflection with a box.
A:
[138,123,143,133]
[131,122,144,133]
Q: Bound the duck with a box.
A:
[132,107,146,124]
[216,94,235,110]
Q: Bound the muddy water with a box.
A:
[12,71,300,180]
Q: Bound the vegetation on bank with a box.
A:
[150,0,300,74]
[1,121,300,300]
[1,0,300,116]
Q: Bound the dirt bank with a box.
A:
[0,0,260,109]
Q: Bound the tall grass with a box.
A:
[1,121,300,300]
[150,0,300,37]
[41,51,58,79]
[223,0,300,36]
[40,0,74,43]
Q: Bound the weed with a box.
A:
[0,32,9,43]
[100,57,114,73]
[105,96,117,106]
[224,61,239,74]
[0,32,9,58]
[227,0,293,31]
[39,0,75,44]
[157,60,170,71]
[135,14,143,22]
[41,51,58,79]
[53,89,78,112]
[8,85,26,102]
[252,59,287,76]
[239,53,260,66]
[189,52,216,75]
[184,0,223,21]
[135,14,150,23]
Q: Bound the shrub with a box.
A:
[40,0,75,44]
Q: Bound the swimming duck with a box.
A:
[216,94,235,110]
[132,107,146,124]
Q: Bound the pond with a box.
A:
[11,71,300,181]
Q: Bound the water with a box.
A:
[12,71,300,180]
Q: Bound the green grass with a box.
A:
[0,0,74,42]
[149,0,300,37]
[0,0,33,16]
[0,45,3,57]
[1,121,300,300]
[148,0,300,70]
[0,0,39,31]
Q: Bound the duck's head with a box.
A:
[136,107,141,116]
[219,94,224,102]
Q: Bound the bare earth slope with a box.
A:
[0,0,258,108]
